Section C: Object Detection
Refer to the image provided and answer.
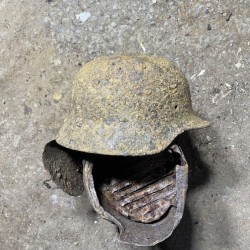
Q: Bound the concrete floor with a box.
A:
[0,0,249,249]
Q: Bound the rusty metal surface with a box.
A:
[56,55,209,156]
[101,152,177,223]
[83,144,188,246]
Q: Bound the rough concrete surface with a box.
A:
[0,0,249,249]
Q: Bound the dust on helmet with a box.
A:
[56,55,209,156]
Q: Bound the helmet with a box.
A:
[56,55,209,156]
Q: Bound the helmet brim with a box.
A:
[56,113,209,156]
[184,113,210,130]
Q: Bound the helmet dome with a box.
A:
[56,55,209,156]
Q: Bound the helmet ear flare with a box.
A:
[184,114,210,130]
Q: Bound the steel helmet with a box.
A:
[56,55,209,155]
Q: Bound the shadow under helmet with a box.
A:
[56,55,209,156]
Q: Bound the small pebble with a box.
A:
[53,59,61,66]
[197,69,206,76]
[235,62,242,69]
[53,92,62,101]
[206,136,212,142]
[207,24,212,30]
[76,12,91,23]
[56,173,62,179]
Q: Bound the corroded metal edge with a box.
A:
[83,144,188,246]
[83,161,123,230]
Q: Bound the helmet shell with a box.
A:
[56,55,209,156]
